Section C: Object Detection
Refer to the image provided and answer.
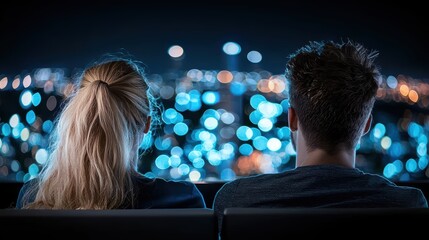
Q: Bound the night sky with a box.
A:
[1,0,428,78]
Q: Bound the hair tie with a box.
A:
[95,80,109,86]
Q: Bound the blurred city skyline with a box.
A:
[1,66,429,182]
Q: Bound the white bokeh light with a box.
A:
[247,50,262,63]
[223,42,241,55]
[168,45,184,58]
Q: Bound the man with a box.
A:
[213,40,428,230]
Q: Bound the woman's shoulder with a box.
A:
[132,175,205,208]
[16,178,39,208]
[156,178,199,191]
[133,175,197,193]
[19,178,38,194]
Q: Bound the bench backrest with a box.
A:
[221,208,429,239]
[0,208,217,240]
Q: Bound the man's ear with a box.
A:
[144,116,151,134]
[362,114,372,136]
[288,107,298,131]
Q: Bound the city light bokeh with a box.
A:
[1,49,429,183]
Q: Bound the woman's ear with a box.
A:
[144,116,151,134]
[288,107,298,131]
[362,114,372,136]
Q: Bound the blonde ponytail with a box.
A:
[25,60,152,209]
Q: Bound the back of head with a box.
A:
[25,58,154,209]
[286,40,380,152]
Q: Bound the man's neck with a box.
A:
[296,148,355,168]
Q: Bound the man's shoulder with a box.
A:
[221,173,285,190]
[359,172,428,207]
[361,171,415,190]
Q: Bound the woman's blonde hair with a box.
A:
[24,59,155,209]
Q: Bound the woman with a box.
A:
[17,58,205,209]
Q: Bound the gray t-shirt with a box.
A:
[213,164,428,231]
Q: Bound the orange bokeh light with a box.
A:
[399,84,409,96]
[217,70,233,83]
[0,77,7,89]
[408,90,419,103]
[12,78,20,89]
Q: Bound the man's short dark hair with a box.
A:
[286,40,380,152]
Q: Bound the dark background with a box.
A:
[1,0,428,78]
